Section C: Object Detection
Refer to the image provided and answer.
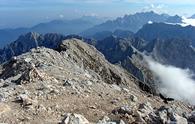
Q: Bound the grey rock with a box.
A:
[63,80,75,87]
[112,106,132,115]
[150,106,188,124]
[129,94,138,102]
[62,113,89,124]
[97,116,125,124]
[169,112,188,124]
[15,94,37,107]
[157,108,167,123]
[187,111,195,123]
[138,102,153,114]
[111,84,121,91]
[0,94,5,102]
[97,116,113,124]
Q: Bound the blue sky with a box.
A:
[1,0,195,29]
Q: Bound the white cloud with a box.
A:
[142,3,166,14]
[145,57,195,105]
[181,17,195,26]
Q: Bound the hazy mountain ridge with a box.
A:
[0,11,185,48]
[0,16,105,48]
[81,11,183,37]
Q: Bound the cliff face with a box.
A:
[142,38,195,72]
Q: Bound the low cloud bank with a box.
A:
[145,57,195,105]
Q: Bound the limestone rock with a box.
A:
[138,102,153,114]
[62,113,90,124]
[129,94,138,102]
[187,111,195,123]
[112,106,132,115]
[15,94,37,107]
[97,116,125,124]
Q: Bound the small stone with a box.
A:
[129,95,138,102]
[37,104,47,112]
[86,80,93,86]
[0,94,5,102]
[50,88,60,94]
[122,88,129,93]
[98,116,110,123]
[138,102,153,114]
[62,113,89,124]
[63,80,75,87]
[112,84,121,91]
[187,111,195,123]
[110,99,118,104]
[89,105,96,109]
[170,113,188,124]
[15,94,37,107]
[157,109,168,123]
[119,120,125,124]
[112,106,132,115]
[24,58,32,63]
[134,111,146,123]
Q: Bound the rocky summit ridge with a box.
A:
[0,38,194,124]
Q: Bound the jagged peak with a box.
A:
[24,32,40,39]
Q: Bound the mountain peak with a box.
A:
[81,11,179,37]
[25,32,40,38]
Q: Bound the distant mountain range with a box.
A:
[1,11,195,78]
[0,16,105,48]
[0,11,187,48]
[81,11,183,38]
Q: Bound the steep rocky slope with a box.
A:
[141,38,195,73]
[0,38,194,124]
[91,35,156,94]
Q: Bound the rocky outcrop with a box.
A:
[0,32,66,63]
[61,113,90,124]
[58,38,132,85]
[0,38,193,124]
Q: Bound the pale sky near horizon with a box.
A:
[1,0,195,29]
